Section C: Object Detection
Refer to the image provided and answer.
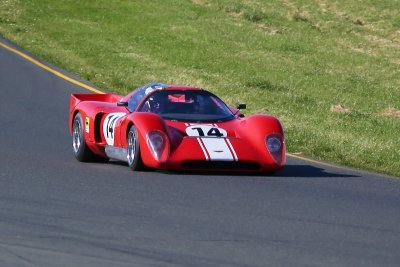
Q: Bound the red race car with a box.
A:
[69,83,285,172]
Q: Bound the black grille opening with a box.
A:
[182,160,261,171]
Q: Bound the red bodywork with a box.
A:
[69,85,285,172]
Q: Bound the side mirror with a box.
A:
[233,103,246,118]
[117,101,128,107]
[236,103,246,110]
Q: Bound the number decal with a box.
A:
[207,127,224,137]
[186,125,227,138]
[191,127,205,136]
[103,113,126,145]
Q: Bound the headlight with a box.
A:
[266,136,281,153]
[147,131,165,160]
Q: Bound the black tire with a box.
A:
[72,113,98,162]
[127,125,145,170]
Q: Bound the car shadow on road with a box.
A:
[105,159,360,178]
[274,164,360,178]
[157,164,360,178]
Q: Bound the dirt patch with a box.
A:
[256,23,282,35]
[330,104,352,113]
[390,59,400,65]
[336,39,377,57]
[381,108,400,118]
[191,0,207,6]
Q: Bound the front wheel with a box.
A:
[127,125,145,170]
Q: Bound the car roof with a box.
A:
[163,85,202,91]
[143,83,202,91]
[120,83,205,104]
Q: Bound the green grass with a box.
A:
[1,0,399,176]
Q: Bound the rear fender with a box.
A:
[69,107,98,145]
[69,100,126,144]
[69,93,122,134]
[69,94,121,133]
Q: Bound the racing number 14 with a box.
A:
[185,125,228,138]
[192,127,224,137]
[103,112,126,146]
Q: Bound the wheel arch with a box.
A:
[123,112,170,167]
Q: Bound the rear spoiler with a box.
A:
[70,93,122,109]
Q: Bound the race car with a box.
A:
[69,83,285,172]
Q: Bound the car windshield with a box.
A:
[137,90,235,122]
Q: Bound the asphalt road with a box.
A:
[1,37,399,267]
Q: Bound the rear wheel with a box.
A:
[127,125,145,170]
[72,113,106,162]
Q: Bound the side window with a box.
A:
[127,89,145,112]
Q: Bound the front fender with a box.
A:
[236,115,285,167]
[119,112,170,167]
